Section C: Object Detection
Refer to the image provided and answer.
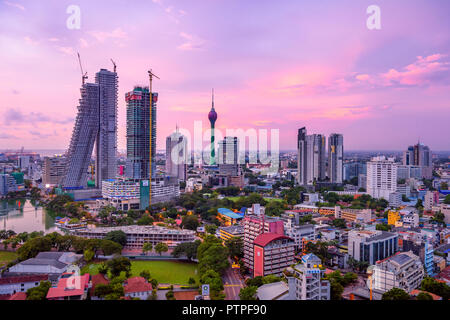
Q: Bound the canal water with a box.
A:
[0,199,58,234]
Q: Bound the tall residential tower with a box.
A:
[328,133,343,183]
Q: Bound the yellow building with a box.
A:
[388,210,401,226]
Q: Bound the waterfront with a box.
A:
[0,199,57,234]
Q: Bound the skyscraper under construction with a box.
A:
[63,68,118,189]
[125,86,158,179]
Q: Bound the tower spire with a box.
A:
[211,88,215,110]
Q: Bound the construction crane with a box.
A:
[77,52,88,85]
[147,69,160,206]
[110,59,117,73]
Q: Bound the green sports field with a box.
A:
[81,260,199,285]
[0,251,17,267]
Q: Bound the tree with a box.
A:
[239,286,257,300]
[137,214,154,226]
[140,270,151,281]
[84,249,94,262]
[420,277,450,300]
[205,224,217,235]
[382,287,410,300]
[154,242,169,256]
[106,256,131,278]
[331,218,347,229]
[200,269,224,299]
[329,280,344,300]
[105,230,127,247]
[171,241,200,260]
[265,200,286,216]
[100,239,123,256]
[376,223,391,231]
[26,281,51,300]
[142,242,153,255]
[416,292,433,300]
[444,195,450,205]
[17,236,52,261]
[198,241,229,276]
[188,277,196,285]
[181,215,199,230]
[225,237,244,259]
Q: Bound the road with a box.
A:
[222,266,245,300]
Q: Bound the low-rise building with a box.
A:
[372,251,424,293]
[46,274,90,300]
[0,275,48,295]
[124,276,152,300]
[217,225,244,241]
[73,225,196,249]
[335,207,372,223]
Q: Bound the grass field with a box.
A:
[81,260,199,285]
[0,251,18,267]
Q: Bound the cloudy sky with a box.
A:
[0,0,449,151]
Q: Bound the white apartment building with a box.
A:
[285,253,330,300]
[372,251,424,293]
[366,156,398,200]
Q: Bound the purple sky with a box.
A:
[0,0,449,151]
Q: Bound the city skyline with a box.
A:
[1,0,450,152]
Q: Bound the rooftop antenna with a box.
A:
[77,52,88,85]
[212,88,215,109]
[110,59,117,73]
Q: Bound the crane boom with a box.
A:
[147,69,160,206]
[110,59,117,73]
[77,52,88,85]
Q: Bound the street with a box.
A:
[222,266,245,300]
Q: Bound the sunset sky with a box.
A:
[0,0,449,151]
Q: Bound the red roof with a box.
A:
[410,289,442,300]
[253,233,292,247]
[124,277,152,294]
[46,274,90,299]
[90,273,109,296]
[9,292,27,300]
[0,274,48,285]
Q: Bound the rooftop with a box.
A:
[253,233,292,247]
[256,281,289,300]
[74,225,195,235]
[124,277,152,294]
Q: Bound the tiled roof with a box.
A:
[9,292,27,300]
[124,277,152,294]
[90,273,109,296]
[46,274,90,299]
[0,274,48,285]
[253,233,291,247]
[410,289,442,300]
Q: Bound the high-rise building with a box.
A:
[165,129,188,181]
[366,156,398,200]
[95,69,118,188]
[208,89,217,165]
[243,213,284,273]
[63,67,118,190]
[328,133,343,183]
[297,128,326,185]
[403,143,432,178]
[297,127,307,185]
[125,86,158,180]
[306,134,326,184]
[43,155,66,186]
[218,136,239,176]
[18,156,30,171]
[63,83,100,189]
[253,233,295,277]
